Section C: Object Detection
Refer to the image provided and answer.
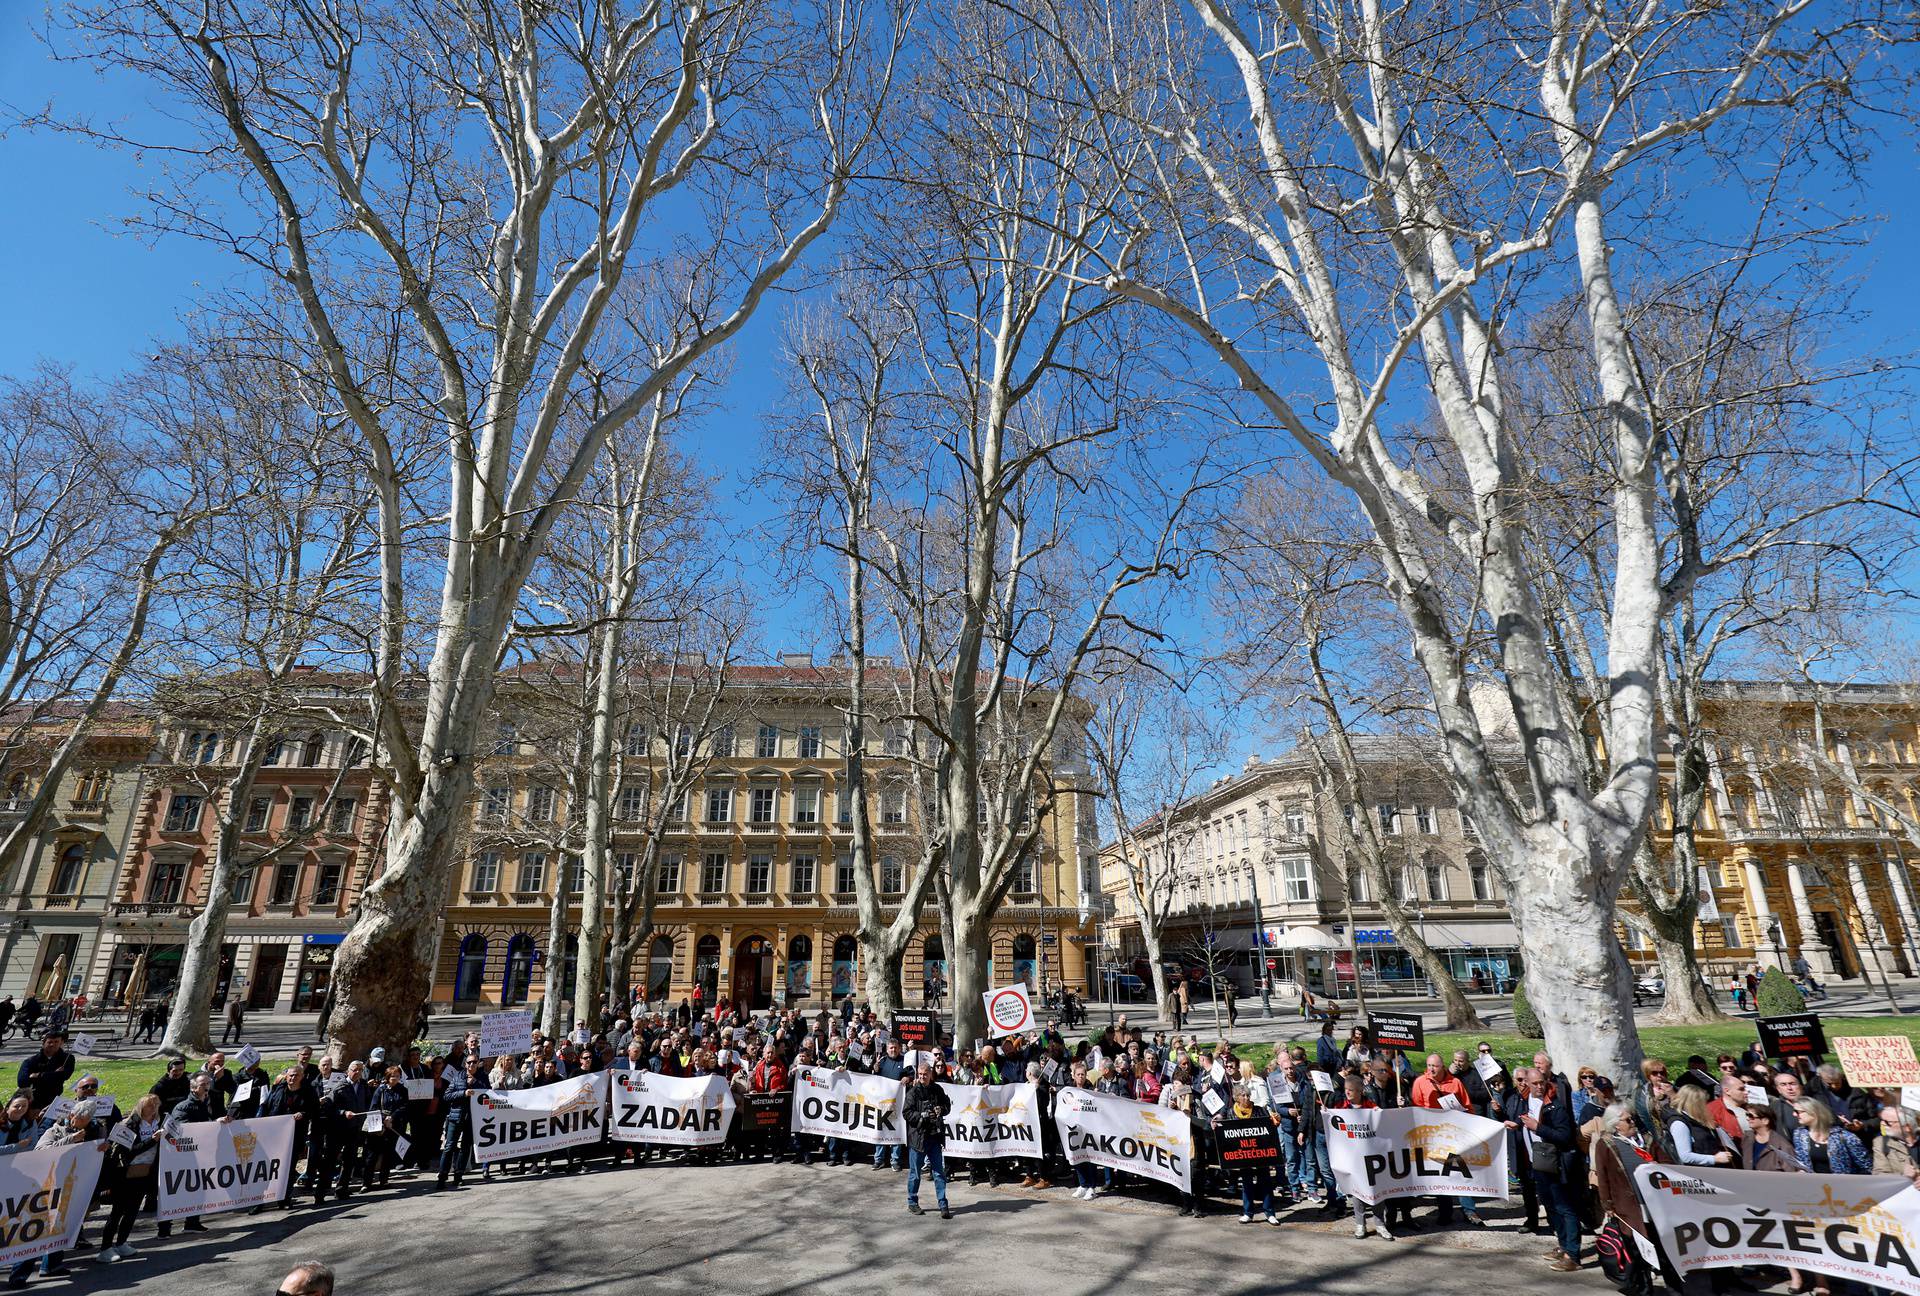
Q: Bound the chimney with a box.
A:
[779,651,814,668]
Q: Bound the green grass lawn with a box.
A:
[1175,1015,1920,1078]
[47,1054,302,1111]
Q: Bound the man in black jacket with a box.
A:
[169,1075,221,1234]
[903,1063,952,1219]
[17,1032,74,1111]
[259,1067,318,1210]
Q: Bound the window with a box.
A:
[194,731,222,764]
[880,855,903,894]
[884,723,909,756]
[668,789,688,821]
[714,725,736,758]
[617,784,647,821]
[756,724,779,758]
[834,853,856,895]
[624,725,649,757]
[1719,914,1743,948]
[1347,867,1368,904]
[705,786,732,823]
[492,722,518,756]
[301,731,325,767]
[343,736,370,767]
[837,791,852,825]
[454,935,488,1001]
[1376,804,1398,834]
[503,934,534,1005]
[288,796,314,830]
[793,786,820,824]
[1281,856,1313,902]
[881,788,906,825]
[471,852,502,893]
[263,737,286,767]
[658,854,682,895]
[674,725,692,757]
[1461,811,1480,842]
[312,862,342,907]
[1470,858,1491,900]
[229,866,254,904]
[1012,857,1035,895]
[700,852,728,894]
[614,852,637,894]
[270,861,300,906]
[1397,865,1416,903]
[49,843,85,896]
[749,786,777,825]
[1424,859,1446,901]
[1284,803,1306,836]
[328,797,357,834]
[482,786,510,823]
[527,787,556,822]
[516,852,548,893]
[791,853,816,894]
[146,857,188,904]
[1415,806,1434,834]
[798,725,822,759]
[73,769,111,804]
[163,793,204,833]
[746,853,772,893]
[244,797,271,833]
[567,856,585,894]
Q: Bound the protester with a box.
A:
[1519,1068,1583,1273]
[100,1095,162,1261]
[1791,1097,1870,1174]
[902,1062,951,1219]
[278,1261,335,1296]
[1873,1105,1920,1181]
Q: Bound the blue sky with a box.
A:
[5,11,1918,771]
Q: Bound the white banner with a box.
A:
[479,1009,534,1058]
[1053,1087,1193,1193]
[0,1142,105,1265]
[1322,1106,1509,1205]
[981,982,1034,1037]
[158,1115,297,1219]
[939,1083,1043,1160]
[470,1072,609,1162]
[1633,1163,1920,1294]
[610,1071,736,1147]
[791,1066,904,1146]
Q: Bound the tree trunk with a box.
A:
[949,904,993,1049]
[1141,922,1171,1029]
[1627,838,1725,1025]
[607,903,633,1012]
[326,757,473,1062]
[862,939,906,1023]
[1507,828,1645,1082]
[159,860,239,1056]
[540,867,571,1038]
[572,618,622,1031]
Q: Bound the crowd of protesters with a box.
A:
[2,1003,1917,1290]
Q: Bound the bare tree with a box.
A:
[61,0,907,1055]
[1084,666,1218,1027]
[1027,0,1906,1077]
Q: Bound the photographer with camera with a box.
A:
[902,1061,953,1220]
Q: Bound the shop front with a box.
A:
[293,934,340,1012]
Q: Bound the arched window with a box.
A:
[694,934,721,999]
[1011,933,1038,985]
[647,936,676,1001]
[502,934,535,1005]
[787,933,813,1000]
[831,934,858,999]
[49,843,86,896]
[301,731,326,767]
[453,935,488,1002]
[559,933,579,995]
[921,934,945,991]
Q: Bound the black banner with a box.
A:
[1369,1013,1425,1053]
[743,1093,788,1131]
[1215,1118,1282,1167]
[891,1012,938,1047]
[1758,1014,1825,1060]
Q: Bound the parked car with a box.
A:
[1632,974,1665,1006]
[1102,972,1149,1001]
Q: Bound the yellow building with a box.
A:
[1640,681,1920,981]
[431,656,1101,1014]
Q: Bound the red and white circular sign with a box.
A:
[985,984,1033,1034]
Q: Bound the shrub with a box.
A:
[1755,966,1806,1016]
[1512,982,1543,1038]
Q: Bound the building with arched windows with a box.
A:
[428,654,1101,1015]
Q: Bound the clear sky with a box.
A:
[5,10,1918,772]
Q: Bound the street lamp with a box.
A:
[1245,859,1273,1017]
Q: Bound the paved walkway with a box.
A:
[50,1156,1616,1296]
